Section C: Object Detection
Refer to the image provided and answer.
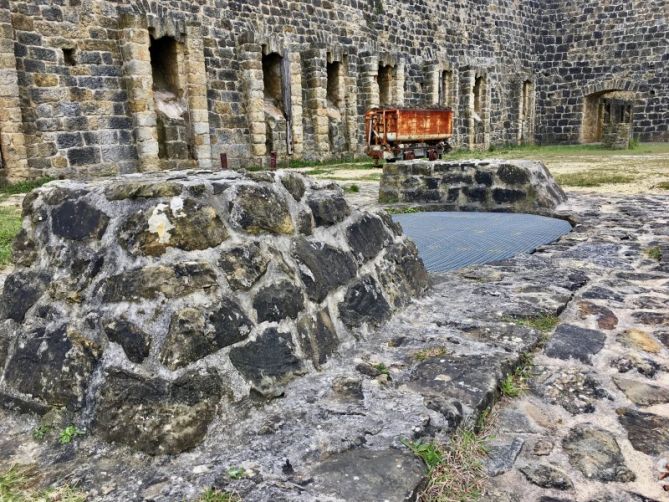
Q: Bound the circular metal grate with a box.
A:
[392,212,572,272]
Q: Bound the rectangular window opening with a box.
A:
[378,64,394,106]
[440,70,453,107]
[263,52,285,115]
[327,61,342,108]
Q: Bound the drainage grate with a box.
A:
[393,212,572,273]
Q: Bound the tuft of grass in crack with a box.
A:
[500,353,533,398]
[59,425,85,445]
[197,488,241,502]
[416,426,491,501]
[344,184,360,193]
[506,314,559,335]
[645,246,662,262]
[0,464,86,501]
[373,362,390,376]
[401,439,443,471]
[414,346,448,361]
[657,181,669,190]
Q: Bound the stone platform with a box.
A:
[0,190,667,501]
[0,170,427,455]
[379,159,567,214]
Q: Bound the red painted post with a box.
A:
[220,153,228,170]
[269,152,277,171]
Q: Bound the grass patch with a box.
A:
[304,168,330,176]
[499,353,533,399]
[417,426,491,501]
[444,142,669,161]
[507,314,559,334]
[0,177,53,196]
[645,246,662,262]
[197,488,241,502]
[657,181,669,190]
[0,464,86,502]
[344,184,360,193]
[287,156,369,169]
[0,207,22,270]
[554,172,636,187]
[499,374,522,398]
[414,346,448,361]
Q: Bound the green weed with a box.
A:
[32,425,53,442]
[499,374,521,398]
[657,181,669,190]
[58,425,85,445]
[344,184,360,193]
[373,363,390,376]
[226,467,247,480]
[401,439,443,471]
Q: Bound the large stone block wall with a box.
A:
[0,170,428,454]
[0,0,665,181]
[535,0,669,144]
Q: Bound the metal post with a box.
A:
[220,153,228,170]
[270,152,277,171]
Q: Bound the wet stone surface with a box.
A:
[0,190,667,501]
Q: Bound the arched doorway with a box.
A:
[581,90,635,144]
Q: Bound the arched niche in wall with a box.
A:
[581,89,636,144]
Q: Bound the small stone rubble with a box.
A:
[0,189,667,501]
[379,159,567,213]
[0,170,427,455]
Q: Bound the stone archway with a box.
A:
[581,89,636,145]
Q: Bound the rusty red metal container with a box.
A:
[365,107,454,160]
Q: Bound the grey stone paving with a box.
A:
[0,191,668,501]
[393,212,572,272]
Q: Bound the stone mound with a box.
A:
[379,159,567,213]
[0,170,427,454]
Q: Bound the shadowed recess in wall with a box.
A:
[394,212,572,272]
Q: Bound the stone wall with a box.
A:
[379,159,567,214]
[0,0,665,182]
[0,170,427,454]
[535,0,668,144]
[0,0,539,181]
